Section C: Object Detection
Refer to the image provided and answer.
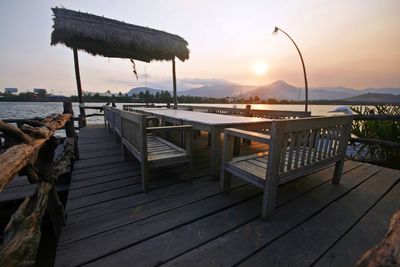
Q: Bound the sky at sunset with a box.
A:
[0,0,399,95]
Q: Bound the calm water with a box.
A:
[0,102,343,124]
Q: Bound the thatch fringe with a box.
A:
[51,7,190,62]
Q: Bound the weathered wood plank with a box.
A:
[51,124,400,267]
[161,163,378,267]
[72,161,137,178]
[314,182,400,267]
[83,163,361,267]
[64,169,211,225]
[59,177,245,246]
[239,168,398,267]
[55,184,259,266]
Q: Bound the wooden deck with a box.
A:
[55,125,400,267]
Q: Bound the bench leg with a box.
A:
[220,170,232,193]
[122,144,131,161]
[141,163,149,193]
[332,159,345,184]
[261,176,278,219]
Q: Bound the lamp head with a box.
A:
[273,26,279,35]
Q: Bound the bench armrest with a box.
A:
[147,125,192,133]
[224,128,271,144]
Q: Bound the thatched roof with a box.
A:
[51,7,189,62]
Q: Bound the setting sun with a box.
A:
[253,62,268,76]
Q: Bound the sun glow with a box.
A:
[253,62,268,76]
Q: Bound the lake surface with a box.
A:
[0,102,345,124]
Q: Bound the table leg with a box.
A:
[179,120,185,148]
[210,129,221,180]
[233,136,241,156]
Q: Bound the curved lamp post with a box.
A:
[273,26,308,112]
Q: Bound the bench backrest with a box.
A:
[104,106,114,128]
[113,108,122,136]
[268,115,353,181]
[119,110,147,162]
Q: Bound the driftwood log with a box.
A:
[0,182,51,267]
[0,121,32,144]
[0,111,77,266]
[357,209,400,267]
[0,114,71,190]
[53,137,75,180]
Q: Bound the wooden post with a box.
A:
[245,104,251,117]
[73,48,87,127]
[172,58,177,109]
[244,104,252,145]
[63,101,79,160]
[37,137,66,238]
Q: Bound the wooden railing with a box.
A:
[178,105,311,119]
[123,104,169,111]
[123,104,311,119]
[348,114,399,169]
[0,102,78,266]
[178,105,251,116]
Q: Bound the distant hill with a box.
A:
[124,81,400,101]
[180,83,255,98]
[361,88,400,95]
[241,81,364,100]
[240,80,299,100]
[308,87,359,100]
[340,93,400,104]
[179,80,367,100]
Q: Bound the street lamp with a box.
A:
[273,26,308,112]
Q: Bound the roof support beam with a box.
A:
[73,48,86,126]
[172,58,177,109]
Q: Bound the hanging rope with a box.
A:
[130,59,138,80]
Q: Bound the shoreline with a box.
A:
[0,99,399,105]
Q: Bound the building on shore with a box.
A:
[4,88,18,94]
[33,88,47,95]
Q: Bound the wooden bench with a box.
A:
[221,115,353,218]
[117,110,193,192]
[103,105,114,131]
[103,106,123,143]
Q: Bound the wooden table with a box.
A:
[137,108,273,179]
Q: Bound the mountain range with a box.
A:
[126,80,400,103]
